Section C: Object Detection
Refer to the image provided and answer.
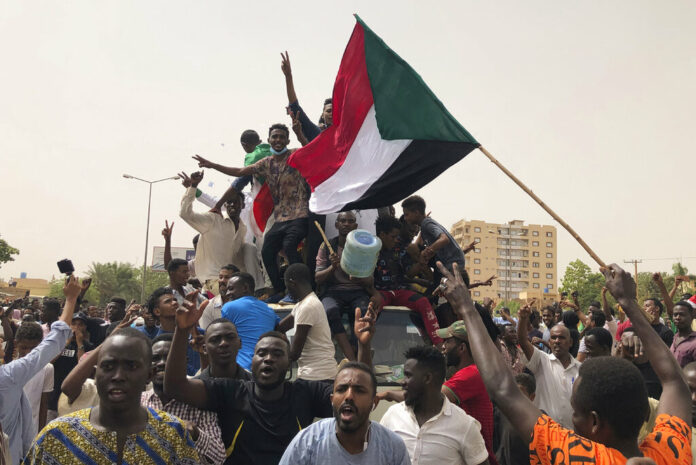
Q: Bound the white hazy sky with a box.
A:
[1,1,694,282]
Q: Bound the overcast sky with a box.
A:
[1,1,694,283]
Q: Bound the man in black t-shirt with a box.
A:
[49,312,95,412]
[165,298,377,465]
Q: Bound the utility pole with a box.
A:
[623,259,642,278]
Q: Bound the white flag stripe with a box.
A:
[309,105,411,214]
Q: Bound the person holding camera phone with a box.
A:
[0,276,81,464]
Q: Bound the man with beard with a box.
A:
[141,333,225,465]
[25,328,199,465]
[380,346,488,465]
[279,362,409,465]
[518,304,580,429]
[165,297,376,465]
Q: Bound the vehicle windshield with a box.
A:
[276,307,424,386]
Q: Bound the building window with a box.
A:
[474,269,481,275]
[532,241,539,247]
[533,272,539,278]
[546,231,553,237]
[546,242,552,247]
[533,262,539,268]
[533,252,539,257]
[474,258,481,264]
[546,253,553,258]
[546,263,553,268]
[532,231,539,236]
[474,237,481,243]
[546,273,553,279]
[474,248,481,253]
[474,227,481,233]
[533,283,540,289]
[547,284,554,289]
[473,291,480,297]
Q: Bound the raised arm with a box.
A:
[355,304,376,368]
[600,287,613,322]
[281,51,298,104]
[439,262,541,440]
[192,155,253,178]
[62,345,101,403]
[604,264,691,426]
[282,51,321,141]
[652,273,674,320]
[212,184,242,213]
[517,305,536,360]
[163,298,209,408]
[58,276,81,324]
[670,276,686,300]
[178,171,216,229]
[162,220,174,268]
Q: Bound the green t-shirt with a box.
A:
[245,143,271,184]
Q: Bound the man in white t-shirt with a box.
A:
[279,263,338,381]
[15,322,54,435]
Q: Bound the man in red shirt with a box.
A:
[438,321,498,465]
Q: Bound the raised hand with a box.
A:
[192,154,214,169]
[122,300,141,326]
[651,272,663,284]
[80,277,92,293]
[482,275,497,287]
[179,171,192,188]
[63,276,82,301]
[354,302,377,346]
[189,170,204,187]
[291,110,303,134]
[518,303,532,320]
[176,298,204,331]
[601,264,637,303]
[162,220,175,239]
[436,261,472,310]
[281,51,292,77]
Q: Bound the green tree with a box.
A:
[47,263,170,306]
[136,268,170,302]
[0,236,19,269]
[87,262,141,305]
[559,259,605,311]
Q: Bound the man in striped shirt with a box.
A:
[141,333,225,465]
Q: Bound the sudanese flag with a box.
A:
[288,15,480,214]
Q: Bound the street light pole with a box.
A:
[123,174,179,303]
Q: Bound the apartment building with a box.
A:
[450,219,558,305]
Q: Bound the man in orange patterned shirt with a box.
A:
[436,261,692,465]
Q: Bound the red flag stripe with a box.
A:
[252,183,274,232]
[288,22,374,189]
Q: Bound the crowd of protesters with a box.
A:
[0,51,694,465]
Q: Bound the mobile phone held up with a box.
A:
[57,259,75,284]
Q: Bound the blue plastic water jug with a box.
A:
[340,229,382,278]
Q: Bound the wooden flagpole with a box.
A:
[479,146,655,322]
[478,146,606,269]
